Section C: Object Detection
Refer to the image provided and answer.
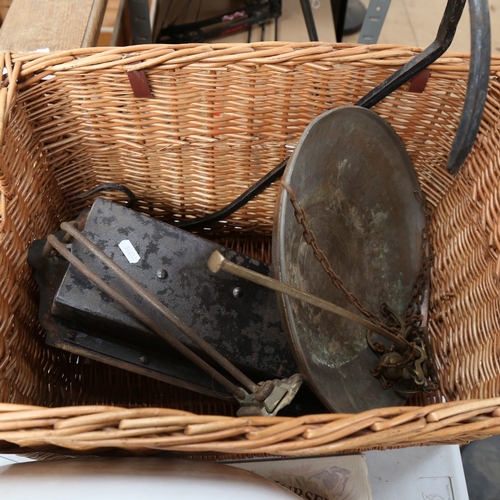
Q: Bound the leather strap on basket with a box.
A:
[409,69,431,93]
[127,69,152,98]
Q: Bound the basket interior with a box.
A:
[1,44,499,412]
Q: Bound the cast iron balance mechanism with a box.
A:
[30,0,491,416]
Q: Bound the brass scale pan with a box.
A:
[273,106,425,413]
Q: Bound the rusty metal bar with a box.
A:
[47,229,254,399]
[59,221,260,394]
[208,250,411,351]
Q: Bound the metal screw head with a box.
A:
[139,355,149,364]
[156,269,168,279]
[67,332,76,340]
[232,287,244,298]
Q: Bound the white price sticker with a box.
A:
[118,239,140,264]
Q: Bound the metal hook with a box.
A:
[76,183,137,208]
[181,0,488,233]
[447,0,491,174]
[357,0,467,108]
[358,0,491,175]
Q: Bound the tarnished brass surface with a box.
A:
[273,106,426,413]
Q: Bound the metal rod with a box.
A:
[57,223,260,395]
[178,159,287,230]
[208,251,410,351]
[357,0,466,109]
[446,0,491,174]
[331,0,348,43]
[47,234,247,400]
[299,0,319,41]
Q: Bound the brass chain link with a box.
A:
[281,180,438,394]
[281,181,401,338]
[404,192,433,331]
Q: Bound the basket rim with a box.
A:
[2,41,496,143]
[0,399,498,455]
[2,40,500,456]
[4,42,499,85]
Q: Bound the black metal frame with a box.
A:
[331,0,349,42]
[173,0,490,231]
[299,0,348,43]
[156,0,282,43]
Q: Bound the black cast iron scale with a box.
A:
[33,197,296,392]
[30,106,430,416]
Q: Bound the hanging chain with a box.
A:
[403,193,440,391]
[404,191,433,332]
[281,181,438,395]
[281,181,401,339]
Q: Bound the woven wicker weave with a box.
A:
[1,42,500,455]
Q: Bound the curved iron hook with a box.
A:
[357,0,467,108]
[176,0,490,230]
[447,0,491,174]
[76,184,137,208]
[119,0,488,230]
[358,0,491,175]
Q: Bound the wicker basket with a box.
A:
[2,42,500,456]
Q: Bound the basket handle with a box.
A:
[446,0,491,174]
[358,0,491,175]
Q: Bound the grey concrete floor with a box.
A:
[462,435,500,500]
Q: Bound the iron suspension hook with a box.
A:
[357,0,467,108]
[358,0,491,175]
[447,0,491,174]
[177,0,490,232]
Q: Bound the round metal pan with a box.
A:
[273,106,426,413]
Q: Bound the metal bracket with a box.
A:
[127,0,152,44]
[358,0,392,44]
[237,373,303,417]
